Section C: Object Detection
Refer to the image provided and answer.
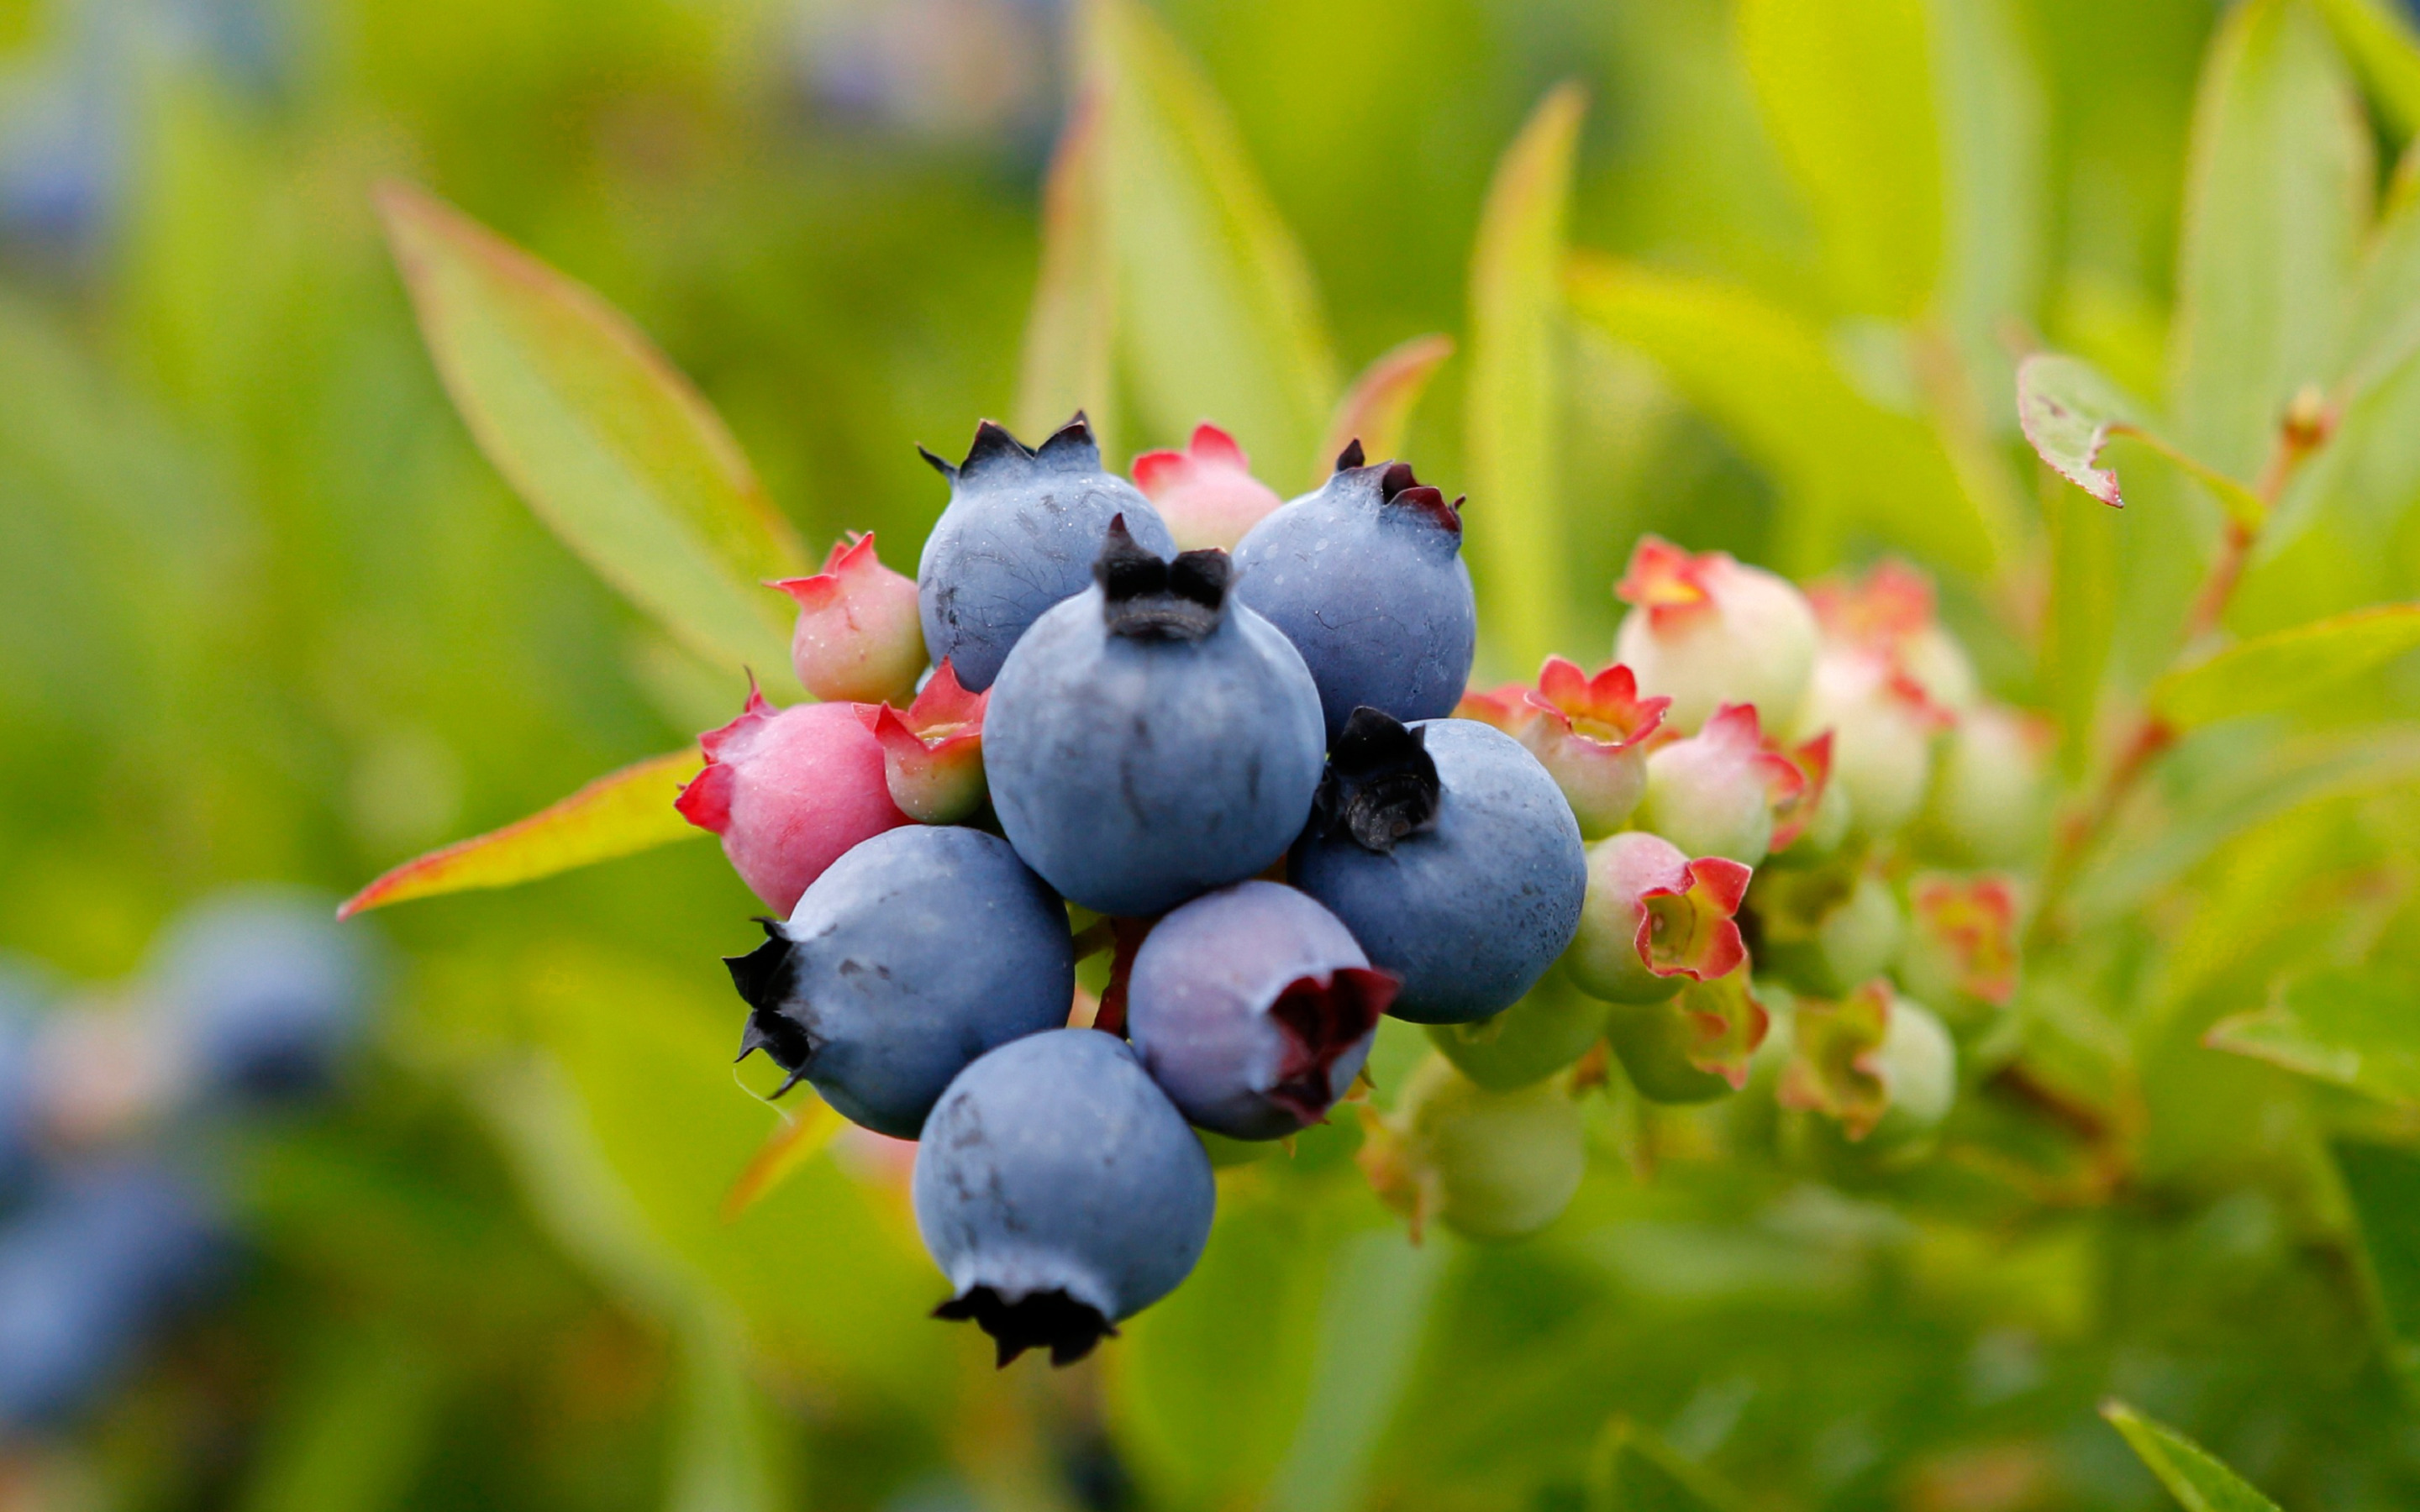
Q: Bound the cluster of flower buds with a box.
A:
[681,415,2050,1355]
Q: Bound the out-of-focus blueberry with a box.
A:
[917,416,1175,692]
[1126,881,1395,1139]
[1292,713,1585,1024]
[1233,446,1476,743]
[985,521,1324,916]
[727,826,1076,1139]
[0,960,51,1205]
[0,1159,227,1436]
[913,1030,1213,1367]
[148,887,376,1107]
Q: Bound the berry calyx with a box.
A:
[1130,423,1286,553]
[1566,831,1752,1005]
[1094,515,1234,641]
[1517,657,1669,837]
[1309,707,1442,854]
[769,532,926,706]
[858,660,990,823]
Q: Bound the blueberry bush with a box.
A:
[9,0,2420,1508]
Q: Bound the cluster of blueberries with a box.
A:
[684,414,2039,1367]
[0,890,372,1441]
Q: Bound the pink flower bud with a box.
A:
[1131,423,1286,552]
[675,690,911,914]
[1808,559,1979,711]
[1518,657,1669,837]
[1613,537,1818,733]
[1566,830,1751,1005]
[1777,983,1954,1142]
[769,533,927,706]
[1788,648,1953,842]
[1638,704,1805,864]
[857,659,990,823]
[1898,873,2020,1016]
[1914,704,2052,866]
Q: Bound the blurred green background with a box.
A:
[9,0,2420,1508]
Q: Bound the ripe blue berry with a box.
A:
[148,888,375,1106]
[1232,444,1476,741]
[1126,881,1396,1139]
[727,826,1076,1140]
[917,415,1177,692]
[1291,711,1586,1024]
[913,1029,1213,1366]
[0,1160,225,1434]
[985,521,1325,917]
[0,962,49,1205]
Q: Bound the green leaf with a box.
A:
[2042,460,2122,776]
[1316,333,1455,488]
[2170,0,2370,482]
[1018,87,1120,451]
[1081,0,1338,468]
[376,183,805,680]
[1261,1227,1449,1512]
[2207,967,2420,1105]
[1586,1418,1749,1512]
[2313,0,2420,139]
[338,749,705,918]
[2018,354,2269,525]
[2101,1400,2282,1512]
[1465,83,1586,676]
[2333,1140,2420,1392]
[1928,0,2046,417]
[1565,255,1994,575]
[2148,601,2420,729]
[1737,0,1941,318]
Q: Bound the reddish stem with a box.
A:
[1088,917,1154,1038]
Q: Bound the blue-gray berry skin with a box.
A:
[1232,449,1476,742]
[0,1160,226,1434]
[917,415,1177,691]
[148,888,376,1106]
[1127,881,1394,1140]
[0,960,51,1207]
[727,826,1076,1140]
[913,1029,1213,1366]
[1292,714,1586,1025]
[985,526,1324,917]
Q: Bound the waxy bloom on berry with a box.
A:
[1779,984,1955,1143]
[1898,873,2021,1017]
[1565,830,1751,1005]
[1518,658,1669,837]
[1613,537,1818,733]
[1638,703,1805,865]
[770,533,927,706]
[1788,648,1953,842]
[676,690,911,914]
[1809,559,1978,713]
[1131,423,1286,553]
[858,660,989,823]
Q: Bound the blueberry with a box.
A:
[0,1159,226,1435]
[917,415,1177,692]
[912,1029,1213,1366]
[1290,712,1585,1024]
[0,960,50,1205]
[1232,444,1476,741]
[1126,881,1396,1139]
[148,887,376,1106]
[727,827,1076,1139]
[984,521,1325,917]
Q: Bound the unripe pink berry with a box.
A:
[1637,704,1805,865]
[1788,648,1951,842]
[858,659,990,824]
[1517,657,1669,838]
[1131,423,1285,552]
[1809,559,1978,712]
[675,690,911,914]
[770,533,927,706]
[1613,537,1818,733]
[1565,830,1751,1005]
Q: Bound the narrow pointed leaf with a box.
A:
[721,1095,847,1222]
[2207,968,2420,1105]
[1081,0,1338,467]
[1315,333,1454,486]
[1566,254,1992,575]
[2314,0,2420,138]
[1466,83,1586,675]
[377,183,804,678]
[1737,0,1941,318]
[1018,88,1120,449]
[2018,354,2268,525]
[2100,1401,2281,1512]
[2148,602,2420,730]
[2170,0,2369,480]
[1929,0,2046,417]
[339,750,705,917]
